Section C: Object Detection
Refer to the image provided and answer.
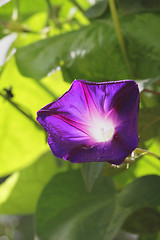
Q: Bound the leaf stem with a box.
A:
[135,148,160,160]
[108,0,134,78]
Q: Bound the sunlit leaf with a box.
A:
[0,0,11,8]
[0,57,69,176]
[0,0,47,21]
[0,151,66,214]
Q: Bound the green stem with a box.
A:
[135,148,160,160]
[108,0,134,78]
[0,92,42,130]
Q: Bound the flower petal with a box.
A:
[66,132,134,164]
[37,114,90,159]
[37,79,139,164]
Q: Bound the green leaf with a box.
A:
[123,207,160,234]
[36,170,160,240]
[0,0,47,21]
[0,151,65,214]
[84,0,108,19]
[0,0,13,21]
[138,232,160,240]
[118,0,160,15]
[15,13,160,82]
[81,162,105,192]
[138,107,160,146]
[118,175,160,209]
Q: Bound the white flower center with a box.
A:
[90,118,114,142]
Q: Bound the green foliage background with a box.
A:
[0,0,160,239]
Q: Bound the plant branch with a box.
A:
[70,0,84,13]
[0,92,42,130]
[143,89,160,96]
[108,0,134,78]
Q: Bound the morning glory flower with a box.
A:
[37,79,139,165]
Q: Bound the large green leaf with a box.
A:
[0,151,65,214]
[0,57,70,176]
[36,170,160,240]
[16,13,160,81]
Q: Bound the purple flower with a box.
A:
[37,79,139,165]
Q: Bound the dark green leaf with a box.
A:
[118,0,160,15]
[84,0,108,19]
[36,171,160,240]
[16,14,160,82]
[137,232,159,240]
[118,175,160,209]
[138,107,160,146]
[123,208,160,234]
[114,231,139,240]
